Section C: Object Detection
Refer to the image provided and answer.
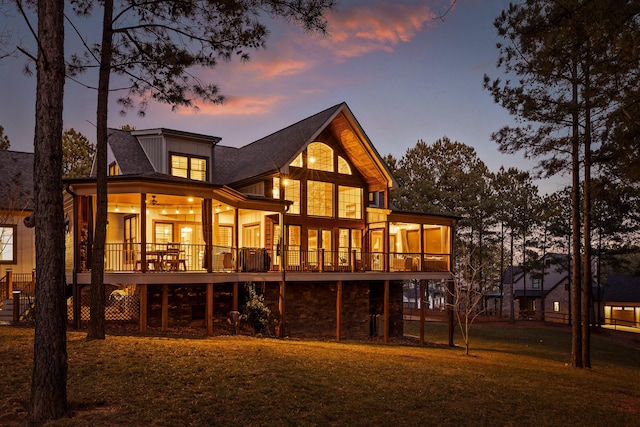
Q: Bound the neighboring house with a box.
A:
[0,150,35,317]
[499,254,573,324]
[602,275,640,329]
[0,150,35,275]
[63,102,458,339]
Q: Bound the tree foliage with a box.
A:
[484,0,640,369]
[0,125,10,150]
[62,128,95,178]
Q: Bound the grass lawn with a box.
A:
[1,322,639,426]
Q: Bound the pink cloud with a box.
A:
[177,95,285,116]
[321,2,440,59]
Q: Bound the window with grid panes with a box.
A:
[307,142,333,172]
[170,153,207,181]
[284,179,300,214]
[338,186,362,219]
[307,180,333,217]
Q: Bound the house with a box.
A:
[499,254,572,323]
[602,275,640,330]
[63,102,458,339]
[0,150,35,275]
[0,150,36,319]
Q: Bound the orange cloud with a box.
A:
[178,95,285,116]
[321,2,440,59]
[245,57,314,79]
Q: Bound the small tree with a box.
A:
[0,125,10,150]
[447,247,491,356]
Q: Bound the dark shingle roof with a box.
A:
[604,275,640,302]
[0,150,34,211]
[108,128,154,174]
[217,103,345,184]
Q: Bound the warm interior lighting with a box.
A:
[131,206,135,212]
[189,206,194,214]
[187,197,194,202]
[162,208,166,214]
[115,204,119,212]
[175,207,180,214]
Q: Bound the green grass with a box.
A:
[1,322,639,426]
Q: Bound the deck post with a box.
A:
[384,280,389,343]
[232,282,239,311]
[12,290,20,322]
[139,284,147,333]
[336,280,342,341]
[161,284,168,331]
[279,280,286,338]
[206,283,213,336]
[6,269,12,295]
[420,279,426,345]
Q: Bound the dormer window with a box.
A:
[170,153,207,181]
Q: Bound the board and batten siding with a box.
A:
[138,136,165,173]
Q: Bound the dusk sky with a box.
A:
[0,0,559,193]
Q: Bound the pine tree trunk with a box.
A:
[582,65,592,368]
[88,0,115,339]
[29,0,68,421]
[570,71,582,368]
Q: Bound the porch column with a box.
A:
[420,279,426,345]
[140,193,147,272]
[161,284,168,331]
[206,283,214,336]
[383,280,389,343]
[447,279,454,347]
[336,280,343,341]
[279,280,286,338]
[139,284,147,333]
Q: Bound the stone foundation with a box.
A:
[144,280,405,339]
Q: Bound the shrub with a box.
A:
[243,283,271,335]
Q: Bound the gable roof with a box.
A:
[107,128,155,175]
[0,150,34,211]
[216,103,398,191]
[604,275,640,302]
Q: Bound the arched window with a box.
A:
[307,142,333,172]
[337,156,352,175]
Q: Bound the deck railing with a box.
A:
[87,242,451,274]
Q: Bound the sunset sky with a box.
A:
[0,0,559,193]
